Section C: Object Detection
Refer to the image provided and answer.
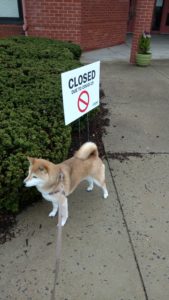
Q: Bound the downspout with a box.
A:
[22,0,28,36]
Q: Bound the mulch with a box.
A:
[106,152,143,163]
[68,97,109,158]
[0,210,16,244]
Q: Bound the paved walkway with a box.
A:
[1,51,169,300]
[81,34,169,63]
[101,60,169,300]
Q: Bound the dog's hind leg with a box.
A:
[102,182,109,199]
[86,177,94,192]
[93,179,108,199]
[93,163,108,199]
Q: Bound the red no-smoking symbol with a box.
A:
[78,90,90,113]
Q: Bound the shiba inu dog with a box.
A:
[24,142,108,226]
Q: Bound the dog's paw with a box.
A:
[86,186,93,192]
[103,191,109,199]
[61,218,67,226]
[49,211,57,217]
[57,217,67,227]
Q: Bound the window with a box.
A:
[156,0,163,7]
[152,0,164,31]
[166,13,169,26]
[0,0,23,24]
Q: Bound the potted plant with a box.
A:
[136,31,152,66]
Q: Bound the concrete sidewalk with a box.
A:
[81,34,169,63]
[101,60,169,300]
[1,60,169,300]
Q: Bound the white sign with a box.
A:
[61,61,100,125]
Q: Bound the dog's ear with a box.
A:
[27,157,35,165]
[39,165,48,174]
[59,168,64,181]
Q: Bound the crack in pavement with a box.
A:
[105,151,149,300]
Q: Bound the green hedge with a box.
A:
[0,36,82,212]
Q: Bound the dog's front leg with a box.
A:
[58,196,68,226]
[49,200,58,217]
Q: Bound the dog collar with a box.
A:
[48,189,65,196]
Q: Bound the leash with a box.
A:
[50,112,90,299]
[50,192,65,300]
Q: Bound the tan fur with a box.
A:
[24,142,108,225]
[74,142,98,160]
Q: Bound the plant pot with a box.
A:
[136,53,152,67]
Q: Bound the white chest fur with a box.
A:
[42,192,57,202]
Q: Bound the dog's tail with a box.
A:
[74,142,98,160]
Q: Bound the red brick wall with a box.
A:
[0,0,129,50]
[130,0,155,63]
[81,0,129,50]
[0,25,23,38]
[25,0,82,44]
